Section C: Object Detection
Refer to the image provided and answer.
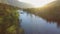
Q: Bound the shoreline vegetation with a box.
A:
[0,3,24,34]
[23,2,60,23]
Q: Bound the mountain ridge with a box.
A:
[0,0,34,8]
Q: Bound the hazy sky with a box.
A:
[18,0,55,7]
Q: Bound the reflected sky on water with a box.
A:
[19,10,60,34]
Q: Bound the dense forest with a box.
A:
[0,3,24,34]
[23,0,60,23]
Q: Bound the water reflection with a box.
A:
[23,10,60,28]
[20,10,60,34]
[44,17,60,28]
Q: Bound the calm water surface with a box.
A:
[19,10,60,34]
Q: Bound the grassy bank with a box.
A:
[0,3,24,34]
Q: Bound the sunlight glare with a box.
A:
[18,0,56,7]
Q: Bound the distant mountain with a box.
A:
[43,0,60,8]
[0,0,34,8]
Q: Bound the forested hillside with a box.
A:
[0,0,34,8]
[0,3,24,34]
[23,0,60,23]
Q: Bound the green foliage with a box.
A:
[23,5,60,22]
[0,3,24,34]
[0,18,3,24]
[7,25,16,32]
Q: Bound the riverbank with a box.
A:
[23,5,60,23]
[0,3,24,34]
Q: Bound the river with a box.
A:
[19,10,60,34]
